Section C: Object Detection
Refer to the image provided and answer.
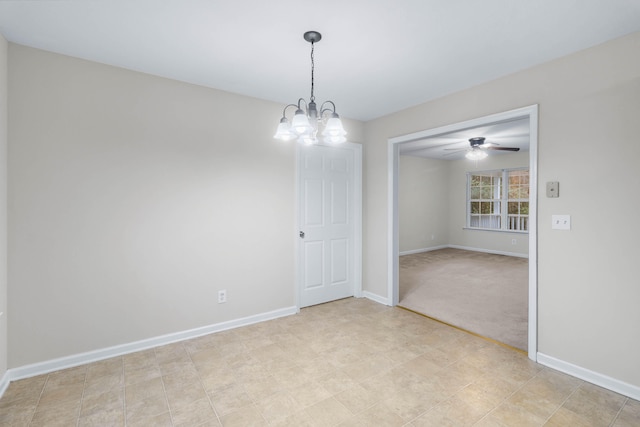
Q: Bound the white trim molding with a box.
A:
[538,353,640,401]
[0,371,9,397]
[447,245,529,259]
[362,291,390,306]
[3,305,297,389]
[400,245,528,259]
[399,245,448,256]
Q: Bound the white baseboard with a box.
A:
[4,305,298,388]
[399,245,528,258]
[399,245,448,256]
[362,291,390,306]
[447,244,528,259]
[537,352,640,401]
[0,370,9,398]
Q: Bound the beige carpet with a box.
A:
[399,248,528,351]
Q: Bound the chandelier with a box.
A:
[273,31,347,145]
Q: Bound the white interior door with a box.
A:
[298,143,359,308]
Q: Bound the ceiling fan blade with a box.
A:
[486,146,520,151]
[443,150,466,157]
[443,147,467,151]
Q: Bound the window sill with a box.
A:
[463,227,528,234]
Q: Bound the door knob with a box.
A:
[299,231,305,238]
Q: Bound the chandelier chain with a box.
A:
[310,41,315,102]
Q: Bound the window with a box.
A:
[507,169,529,231]
[467,168,529,232]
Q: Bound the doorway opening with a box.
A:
[387,105,538,360]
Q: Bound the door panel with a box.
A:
[303,241,324,289]
[299,144,355,307]
[330,238,348,284]
[304,180,324,226]
[331,181,348,224]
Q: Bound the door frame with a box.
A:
[387,105,538,361]
[295,141,363,310]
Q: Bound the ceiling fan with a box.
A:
[445,137,520,160]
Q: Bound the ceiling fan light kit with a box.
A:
[463,137,520,160]
[465,148,489,160]
[273,31,347,145]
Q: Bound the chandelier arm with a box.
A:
[296,98,308,111]
[319,100,337,116]
[281,103,299,118]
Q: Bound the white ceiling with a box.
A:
[1,1,639,121]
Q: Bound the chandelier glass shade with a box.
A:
[273,31,347,145]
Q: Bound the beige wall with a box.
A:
[398,155,449,252]
[364,32,640,387]
[7,44,364,367]
[0,34,7,378]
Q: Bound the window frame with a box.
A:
[466,167,529,233]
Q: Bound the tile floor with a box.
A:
[0,298,638,426]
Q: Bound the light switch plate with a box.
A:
[552,214,571,230]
